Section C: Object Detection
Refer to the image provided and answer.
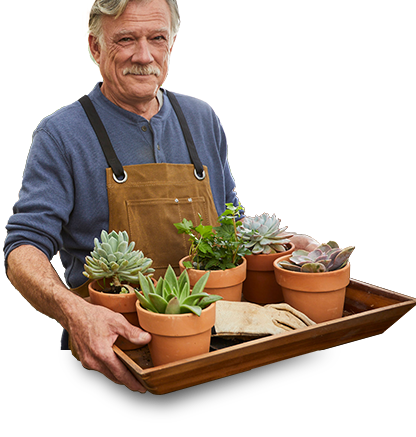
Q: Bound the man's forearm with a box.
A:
[6,245,84,331]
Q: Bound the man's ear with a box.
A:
[169,35,177,54]
[88,34,101,65]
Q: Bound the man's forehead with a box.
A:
[113,26,170,37]
[103,9,171,37]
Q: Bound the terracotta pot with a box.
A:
[242,242,295,304]
[88,279,139,351]
[136,301,216,366]
[179,256,247,301]
[273,255,350,323]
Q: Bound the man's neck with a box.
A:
[100,84,162,120]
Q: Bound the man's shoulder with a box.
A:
[36,99,85,135]
[165,90,216,116]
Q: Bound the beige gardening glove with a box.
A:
[214,301,315,337]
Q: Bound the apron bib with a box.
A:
[73,91,218,297]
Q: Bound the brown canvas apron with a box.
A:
[72,91,218,297]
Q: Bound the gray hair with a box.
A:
[89,0,180,46]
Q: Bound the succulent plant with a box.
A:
[135,265,222,316]
[237,213,293,254]
[278,241,354,273]
[83,230,154,289]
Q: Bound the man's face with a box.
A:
[89,0,174,110]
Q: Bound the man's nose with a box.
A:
[131,38,154,64]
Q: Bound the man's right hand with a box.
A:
[7,245,151,393]
[67,299,152,392]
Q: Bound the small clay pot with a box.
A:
[242,242,295,304]
[88,279,139,350]
[273,255,350,323]
[179,256,247,302]
[136,301,216,366]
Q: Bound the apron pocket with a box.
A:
[126,197,209,271]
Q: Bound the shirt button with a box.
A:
[157,144,161,150]
[141,126,148,132]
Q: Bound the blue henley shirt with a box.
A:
[4,83,240,288]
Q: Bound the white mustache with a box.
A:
[123,65,161,77]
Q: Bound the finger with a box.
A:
[104,352,147,393]
[115,316,152,347]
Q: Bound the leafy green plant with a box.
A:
[83,230,154,293]
[237,213,293,254]
[278,241,355,273]
[174,203,250,271]
[135,266,222,316]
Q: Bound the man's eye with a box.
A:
[153,35,166,41]
[120,37,132,42]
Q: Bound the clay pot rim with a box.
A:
[245,241,295,258]
[245,242,295,271]
[179,255,247,274]
[179,256,247,288]
[273,254,350,278]
[135,300,215,319]
[88,280,138,299]
[136,300,216,336]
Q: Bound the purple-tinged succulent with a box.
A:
[278,241,354,273]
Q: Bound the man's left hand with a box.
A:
[287,233,319,252]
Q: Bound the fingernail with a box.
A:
[140,332,151,342]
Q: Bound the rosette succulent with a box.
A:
[278,241,354,273]
[237,213,293,254]
[135,265,222,316]
[83,230,154,290]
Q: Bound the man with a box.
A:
[4,0,316,392]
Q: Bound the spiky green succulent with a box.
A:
[278,241,354,273]
[237,213,293,254]
[135,265,222,316]
[83,230,154,286]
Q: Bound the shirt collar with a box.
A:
[91,83,169,124]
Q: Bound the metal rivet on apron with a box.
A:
[112,170,128,184]
[188,198,193,202]
[175,198,179,203]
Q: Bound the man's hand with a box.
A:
[287,233,319,252]
[67,299,151,392]
[7,245,151,393]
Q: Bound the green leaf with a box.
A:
[177,269,189,289]
[135,291,158,313]
[155,277,164,296]
[164,265,178,290]
[138,273,153,299]
[165,297,181,314]
[181,282,191,302]
[199,294,223,308]
[174,219,194,234]
[180,304,202,316]
[191,271,210,295]
[195,224,213,238]
[182,292,209,306]
[148,293,168,313]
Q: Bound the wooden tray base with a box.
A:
[114,279,416,395]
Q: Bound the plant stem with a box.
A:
[113,276,121,287]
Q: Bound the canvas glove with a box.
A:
[214,301,315,337]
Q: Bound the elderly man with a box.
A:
[4,0,316,392]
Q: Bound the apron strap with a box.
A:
[78,92,206,182]
[166,91,205,180]
[78,95,126,182]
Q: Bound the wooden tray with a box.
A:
[113,279,416,395]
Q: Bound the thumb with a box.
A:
[117,319,152,346]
